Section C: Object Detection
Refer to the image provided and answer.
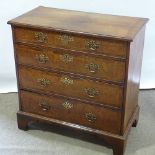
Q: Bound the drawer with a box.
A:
[15,44,126,83]
[14,27,127,58]
[18,66,123,108]
[20,90,121,134]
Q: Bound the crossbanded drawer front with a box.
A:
[20,90,121,134]
[14,27,127,58]
[18,66,123,108]
[15,44,126,83]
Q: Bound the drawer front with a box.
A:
[18,66,123,108]
[14,27,127,58]
[20,90,121,134]
[15,44,125,83]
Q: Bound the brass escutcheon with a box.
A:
[37,78,50,87]
[85,112,96,122]
[84,88,99,98]
[60,54,73,64]
[87,40,99,51]
[39,102,50,111]
[35,32,47,43]
[60,76,73,86]
[58,34,74,45]
[36,54,49,64]
[85,63,99,73]
[62,101,73,109]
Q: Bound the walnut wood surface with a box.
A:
[122,26,146,133]
[20,90,121,134]
[8,6,148,41]
[15,44,126,83]
[8,6,148,155]
[17,105,140,155]
[14,27,127,58]
[18,66,123,108]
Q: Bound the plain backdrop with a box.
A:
[0,0,154,93]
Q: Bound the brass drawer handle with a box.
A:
[36,54,49,64]
[84,88,99,98]
[85,112,96,122]
[85,63,99,73]
[58,34,74,45]
[62,101,73,109]
[60,76,73,86]
[60,54,73,64]
[39,102,50,111]
[37,78,50,87]
[87,40,99,51]
[35,32,47,43]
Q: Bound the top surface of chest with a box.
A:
[8,6,148,41]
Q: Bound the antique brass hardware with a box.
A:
[85,112,96,122]
[35,32,47,43]
[87,40,99,51]
[60,76,73,86]
[84,88,99,98]
[39,102,50,111]
[58,34,74,45]
[60,54,73,64]
[85,63,99,73]
[37,78,50,87]
[62,101,73,109]
[36,54,49,63]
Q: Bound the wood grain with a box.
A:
[18,66,123,108]
[17,105,140,155]
[122,26,146,133]
[14,27,128,58]
[15,44,126,83]
[20,90,122,134]
[8,6,148,155]
[8,6,148,41]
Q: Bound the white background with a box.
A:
[0,0,154,93]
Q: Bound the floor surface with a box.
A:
[0,90,155,155]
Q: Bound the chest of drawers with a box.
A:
[8,6,148,155]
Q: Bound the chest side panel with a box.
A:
[122,26,146,133]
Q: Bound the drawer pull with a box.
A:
[60,76,73,86]
[58,34,74,45]
[35,32,47,43]
[39,102,50,111]
[85,112,96,122]
[84,88,99,98]
[37,78,50,87]
[36,54,49,64]
[85,63,99,73]
[60,54,73,64]
[87,40,99,51]
[62,101,73,109]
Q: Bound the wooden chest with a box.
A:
[8,6,148,155]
